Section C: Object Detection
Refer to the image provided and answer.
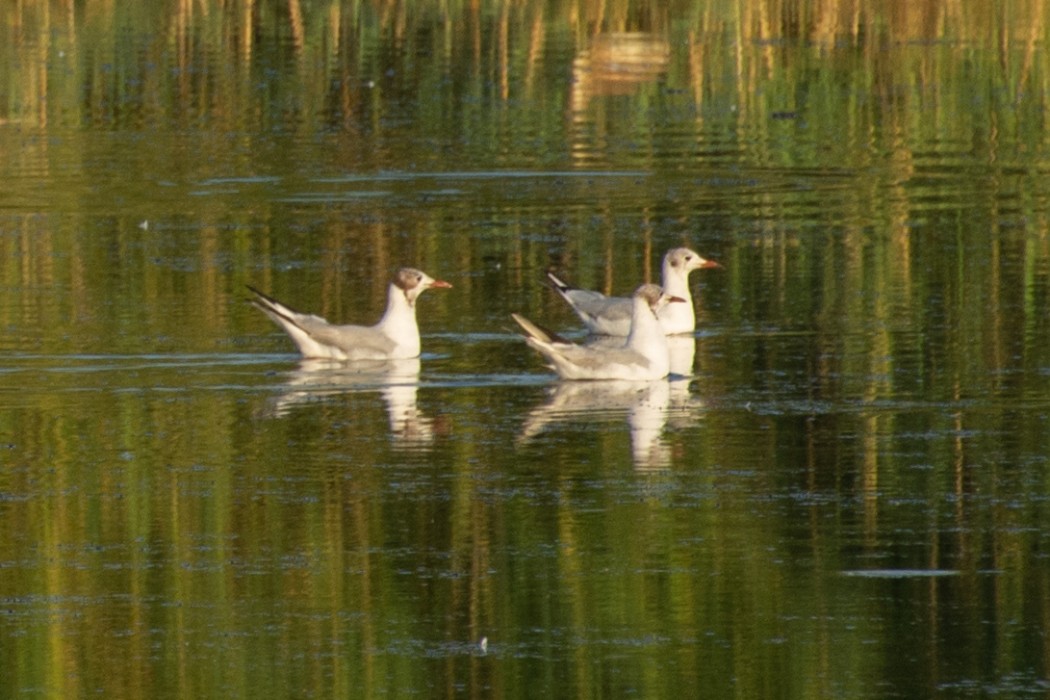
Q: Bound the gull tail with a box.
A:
[511,313,570,345]
[247,285,308,331]
[545,270,576,296]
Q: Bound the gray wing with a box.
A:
[546,272,633,334]
[553,344,648,371]
[567,293,632,324]
[527,338,652,378]
[301,320,397,355]
[249,286,395,357]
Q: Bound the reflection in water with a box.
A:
[525,336,702,467]
[571,33,670,111]
[520,379,680,471]
[266,358,434,448]
[667,335,696,379]
[666,335,703,425]
[8,5,1050,697]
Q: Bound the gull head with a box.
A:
[394,267,453,305]
[666,247,721,273]
[634,283,685,315]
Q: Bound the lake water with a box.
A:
[3,1,1050,697]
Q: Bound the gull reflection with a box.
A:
[579,333,699,408]
[665,335,706,425]
[667,334,697,379]
[265,358,434,448]
[519,336,705,469]
[520,379,675,471]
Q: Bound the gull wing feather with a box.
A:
[548,344,652,373]
[511,313,571,345]
[523,337,656,380]
[303,322,397,356]
[546,271,633,334]
[248,285,396,358]
[575,297,632,323]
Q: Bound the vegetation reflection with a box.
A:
[2,0,1050,698]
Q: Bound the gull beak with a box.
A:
[698,258,722,270]
[428,279,453,289]
[668,295,687,304]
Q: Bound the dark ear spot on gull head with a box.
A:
[394,268,425,292]
[670,247,722,270]
[394,267,452,306]
[634,283,665,308]
[634,283,686,313]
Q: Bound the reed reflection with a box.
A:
[265,358,435,448]
[571,33,670,112]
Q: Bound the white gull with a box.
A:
[512,283,683,381]
[248,267,451,360]
[546,247,719,336]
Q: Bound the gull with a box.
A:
[546,247,720,336]
[512,283,683,381]
[248,267,451,360]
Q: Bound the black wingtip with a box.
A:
[245,285,305,315]
[245,284,271,303]
[545,269,575,294]
[245,286,313,338]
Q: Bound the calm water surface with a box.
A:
[3,1,1050,698]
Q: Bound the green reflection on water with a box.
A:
[2,1,1050,698]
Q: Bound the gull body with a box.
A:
[547,247,720,336]
[248,267,451,360]
[513,283,682,381]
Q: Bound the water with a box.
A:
[4,1,1050,697]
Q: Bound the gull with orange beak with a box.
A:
[546,247,720,336]
[248,267,451,360]
[513,284,684,381]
